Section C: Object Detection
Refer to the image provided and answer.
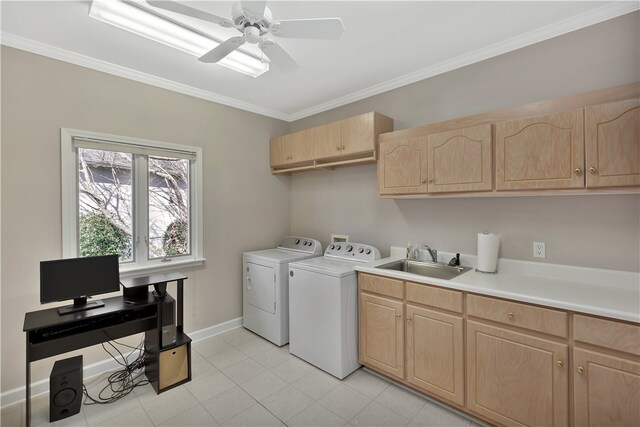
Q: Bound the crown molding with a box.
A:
[1,2,637,123]
[0,32,290,121]
[287,2,640,121]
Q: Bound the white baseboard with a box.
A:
[0,317,243,409]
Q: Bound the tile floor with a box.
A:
[1,328,481,427]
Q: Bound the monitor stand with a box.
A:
[57,297,105,315]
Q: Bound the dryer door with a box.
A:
[246,261,276,314]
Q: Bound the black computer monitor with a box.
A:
[40,255,120,315]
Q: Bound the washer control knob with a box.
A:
[295,239,300,245]
[329,244,335,250]
[358,248,364,253]
[346,245,353,252]
[336,245,341,250]
[365,249,372,255]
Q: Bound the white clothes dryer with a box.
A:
[288,242,380,379]
[243,236,322,346]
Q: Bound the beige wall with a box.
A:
[0,46,290,392]
[289,12,640,272]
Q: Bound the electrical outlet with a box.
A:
[533,242,546,258]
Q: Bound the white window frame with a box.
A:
[61,128,204,277]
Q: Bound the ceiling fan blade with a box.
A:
[270,18,344,39]
[259,39,299,73]
[199,36,246,63]
[240,1,266,20]
[147,1,235,28]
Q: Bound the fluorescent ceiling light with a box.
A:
[89,0,269,77]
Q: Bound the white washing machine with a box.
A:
[288,242,381,379]
[243,236,322,346]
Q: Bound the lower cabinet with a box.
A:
[466,320,568,426]
[573,348,640,427]
[358,273,639,427]
[359,292,404,380]
[406,304,464,405]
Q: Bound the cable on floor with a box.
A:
[82,338,149,405]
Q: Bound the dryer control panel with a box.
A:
[325,242,381,262]
[278,236,322,254]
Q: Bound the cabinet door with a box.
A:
[313,122,342,160]
[467,321,568,426]
[574,348,640,427]
[378,137,428,195]
[496,109,584,190]
[359,292,404,380]
[585,98,640,188]
[406,305,464,405]
[341,112,375,156]
[281,129,314,165]
[427,124,493,193]
[270,136,283,167]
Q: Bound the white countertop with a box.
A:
[356,252,640,323]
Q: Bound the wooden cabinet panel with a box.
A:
[467,294,568,338]
[359,293,404,380]
[378,137,428,195]
[427,124,493,193]
[406,305,464,405]
[312,121,342,160]
[585,98,640,188]
[467,321,568,426]
[359,273,404,299]
[496,109,584,190]
[281,129,314,165]
[406,282,462,313]
[270,136,283,167]
[341,113,375,156]
[574,348,640,427]
[574,314,640,356]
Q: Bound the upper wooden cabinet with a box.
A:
[270,112,393,173]
[496,109,585,190]
[427,124,493,193]
[270,129,314,167]
[312,121,341,160]
[376,84,639,197]
[585,98,640,188]
[377,137,428,195]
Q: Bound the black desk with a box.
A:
[23,273,191,426]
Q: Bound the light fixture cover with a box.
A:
[89,0,269,77]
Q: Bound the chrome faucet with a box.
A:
[423,245,438,263]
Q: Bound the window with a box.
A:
[62,129,204,275]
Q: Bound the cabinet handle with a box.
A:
[421,179,426,184]
[577,366,585,374]
[407,317,412,322]
[574,168,582,175]
[588,166,597,174]
[556,360,564,368]
[427,178,433,183]
[340,144,345,150]
[507,312,515,320]
[395,314,401,319]
[336,146,341,151]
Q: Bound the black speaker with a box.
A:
[50,355,82,422]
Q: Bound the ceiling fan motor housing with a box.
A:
[231,2,273,32]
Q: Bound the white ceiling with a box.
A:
[1,1,637,121]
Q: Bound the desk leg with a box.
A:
[177,279,184,329]
[26,335,31,427]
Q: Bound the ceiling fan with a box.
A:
[147,1,345,73]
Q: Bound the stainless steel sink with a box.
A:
[375,259,471,280]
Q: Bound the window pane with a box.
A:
[148,156,190,258]
[77,148,134,261]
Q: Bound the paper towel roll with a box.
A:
[477,232,500,273]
